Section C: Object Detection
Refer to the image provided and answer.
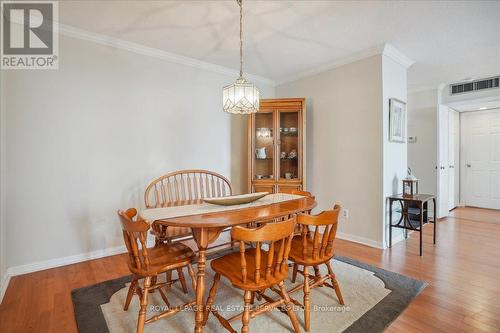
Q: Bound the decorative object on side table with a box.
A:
[389,98,406,142]
[403,168,418,197]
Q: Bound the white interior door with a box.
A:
[448,110,455,209]
[462,109,500,210]
[453,111,460,206]
[437,105,449,217]
[448,109,460,209]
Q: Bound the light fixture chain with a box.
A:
[239,0,243,77]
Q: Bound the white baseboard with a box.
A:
[388,232,407,248]
[336,232,384,249]
[7,245,128,277]
[336,230,408,250]
[0,272,11,304]
[0,244,128,304]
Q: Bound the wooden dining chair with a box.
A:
[279,189,315,200]
[205,217,301,333]
[278,189,317,279]
[287,205,344,332]
[117,208,197,333]
[144,169,233,245]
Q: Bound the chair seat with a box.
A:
[288,235,333,265]
[131,242,195,276]
[211,248,289,291]
[152,225,233,241]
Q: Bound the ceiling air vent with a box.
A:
[450,76,500,95]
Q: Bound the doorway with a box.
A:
[437,106,460,217]
[461,109,500,210]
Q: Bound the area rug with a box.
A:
[72,256,426,333]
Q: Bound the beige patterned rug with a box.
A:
[72,257,426,333]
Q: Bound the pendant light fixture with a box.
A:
[222,0,260,114]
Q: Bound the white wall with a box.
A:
[0,70,7,298]
[407,89,438,195]
[3,34,274,271]
[382,55,408,247]
[276,55,385,247]
[276,53,408,248]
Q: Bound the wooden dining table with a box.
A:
[141,194,317,333]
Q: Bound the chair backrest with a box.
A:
[145,169,233,208]
[231,217,297,284]
[117,208,151,272]
[297,204,341,261]
[279,189,315,200]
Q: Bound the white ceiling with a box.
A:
[59,0,500,89]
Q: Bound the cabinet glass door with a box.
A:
[253,112,275,181]
[278,111,300,180]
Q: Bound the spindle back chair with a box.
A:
[279,189,315,200]
[206,217,301,333]
[117,209,197,333]
[287,204,344,332]
[145,169,232,208]
[144,169,233,245]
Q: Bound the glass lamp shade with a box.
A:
[223,76,260,114]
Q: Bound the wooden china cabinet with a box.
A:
[248,98,306,193]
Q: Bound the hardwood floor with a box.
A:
[1,207,500,332]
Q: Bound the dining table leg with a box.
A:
[192,227,222,333]
[195,247,207,333]
[193,228,209,333]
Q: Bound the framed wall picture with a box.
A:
[389,98,406,143]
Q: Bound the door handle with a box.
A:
[449,165,454,169]
[466,164,471,168]
[440,166,445,170]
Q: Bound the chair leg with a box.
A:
[187,263,197,292]
[255,289,262,301]
[157,288,171,308]
[313,266,322,286]
[278,281,301,333]
[303,266,311,332]
[137,276,151,333]
[177,267,188,294]
[124,277,138,311]
[242,290,252,333]
[165,270,172,291]
[204,273,220,325]
[325,261,344,305]
[291,263,299,283]
[150,275,157,290]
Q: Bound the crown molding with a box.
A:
[381,43,414,69]
[58,24,276,86]
[6,15,275,86]
[277,43,414,86]
[276,44,386,85]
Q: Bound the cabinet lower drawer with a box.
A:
[277,184,302,193]
[253,184,276,194]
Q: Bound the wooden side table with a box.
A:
[387,194,437,256]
